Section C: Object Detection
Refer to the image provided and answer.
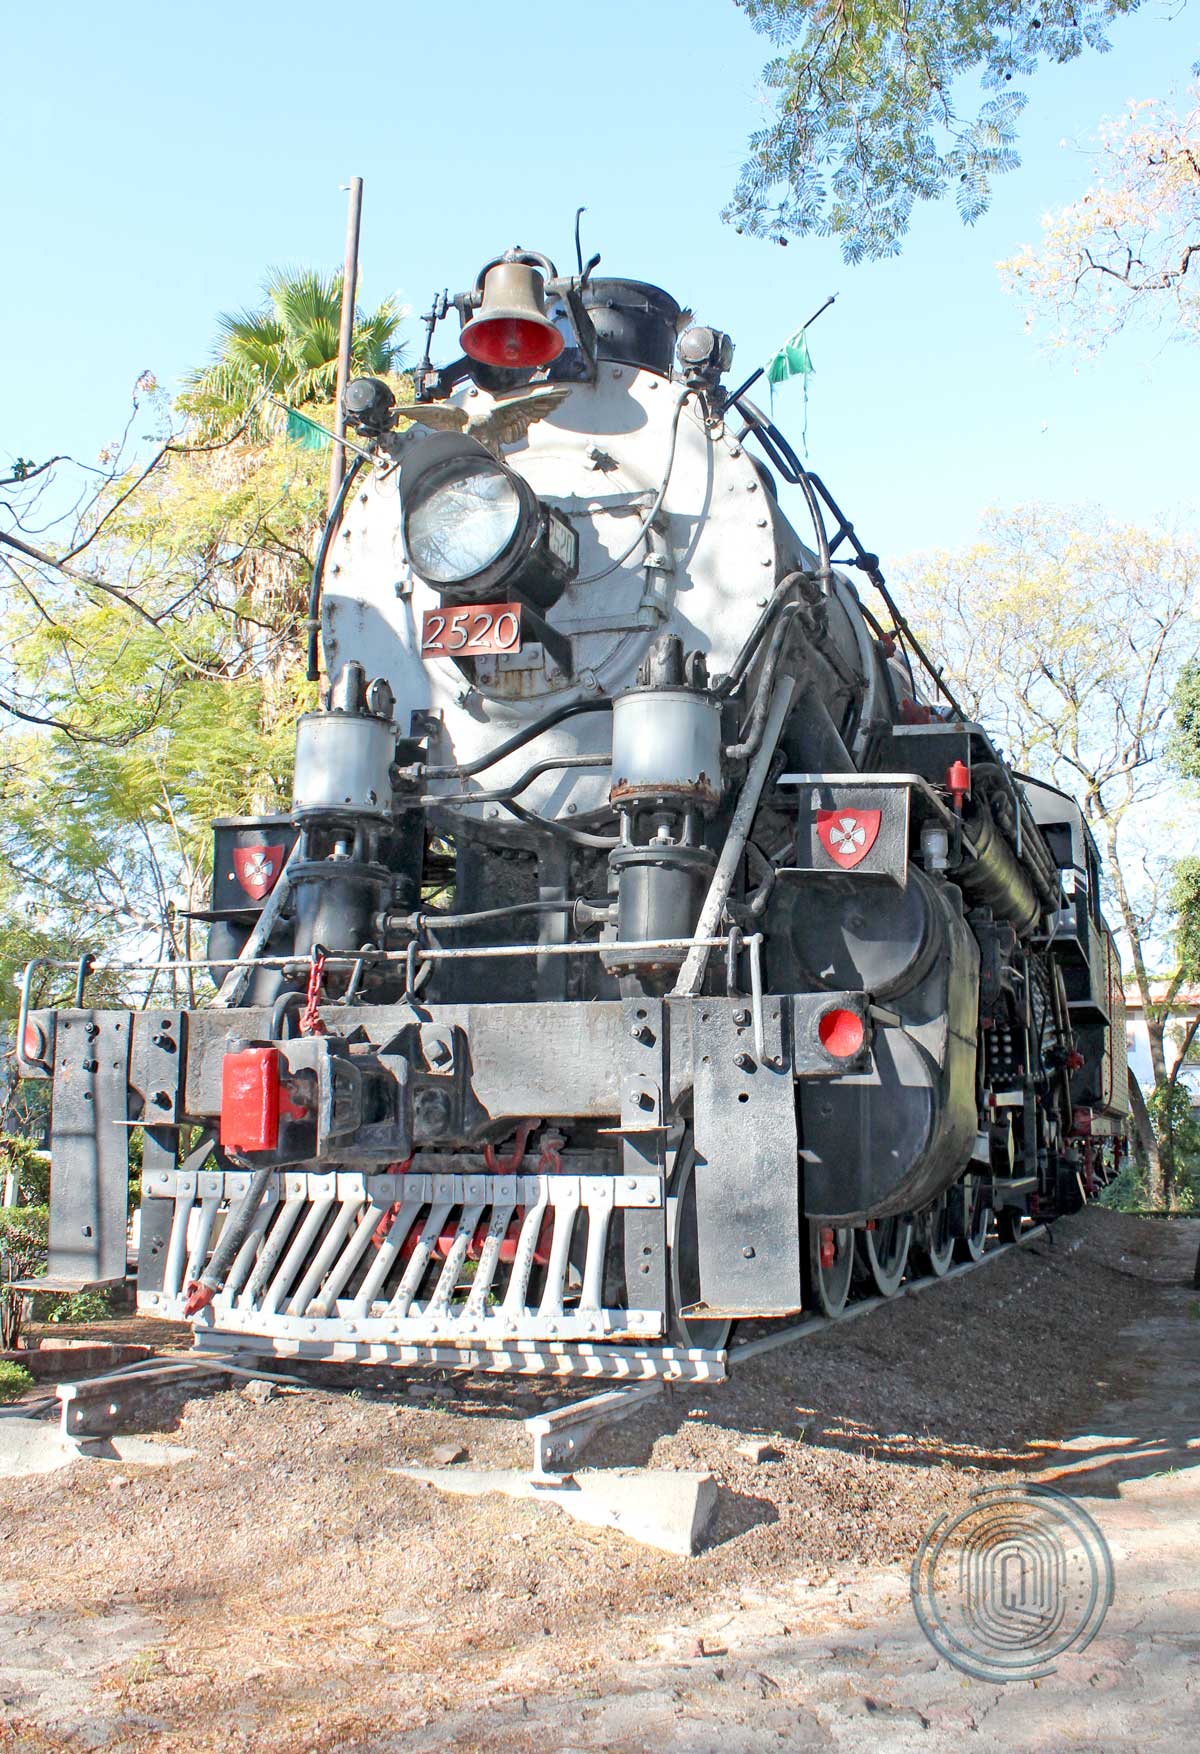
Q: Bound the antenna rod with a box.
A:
[328,176,364,514]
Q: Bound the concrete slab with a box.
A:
[393,1465,720,1556]
[0,1414,194,1479]
[0,1417,78,1479]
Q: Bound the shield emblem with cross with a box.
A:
[232,844,284,901]
[815,808,882,870]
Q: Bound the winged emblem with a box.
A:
[392,385,571,456]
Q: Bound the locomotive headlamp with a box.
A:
[400,431,577,607]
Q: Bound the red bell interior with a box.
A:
[461,314,563,369]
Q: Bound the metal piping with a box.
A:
[417,698,614,781]
[305,457,364,683]
[675,675,797,997]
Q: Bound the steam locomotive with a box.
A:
[16,245,1129,1379]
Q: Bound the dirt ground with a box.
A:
[0,1209,1190,1752]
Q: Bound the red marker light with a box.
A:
[818,1007,865,1058]
[22,1019,45,1063]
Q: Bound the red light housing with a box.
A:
[22,1019,45,1063]
[818,1007,866,1059]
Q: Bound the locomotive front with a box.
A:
[16,245,1128,1380]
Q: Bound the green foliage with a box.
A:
[0,1362,34,1403]
[0,1203,49,1253]
[0,1136,49,1204]
[1150,1079,1200,1162]
[1170,857,1200,982]
[1169,660,1200,784]
[725,0,1144,260]
[1098,1154,1152,1213]
[0,266,413,1010]
[0,1205,48,1349]
[45,1289,112,1325]
[181,266,406,440]
[0,1207,112,1333]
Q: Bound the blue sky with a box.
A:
[3,0,1195,562]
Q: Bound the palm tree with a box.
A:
[181,266,407,438]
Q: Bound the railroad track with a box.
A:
[31,1218,1055,1477]
[528,1219,1050,1479]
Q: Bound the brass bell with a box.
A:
[460,261,564,370]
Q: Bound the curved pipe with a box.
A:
[717,570,812,699]
[730,397,831,590]
[724,603,803,763]
[420,752,608,808]
[419,697,614,781]
[305,456,365,683]
[500,797,618,849]
[829,572,877,761]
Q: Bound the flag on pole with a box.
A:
[764,324,816,445]
[765,327,815,391]
[284,407,333,450]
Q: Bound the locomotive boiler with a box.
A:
[16,245,1129,1379]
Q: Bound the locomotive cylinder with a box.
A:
[292,714,396,820]
[606,841,715,971]
[288,858,393,962]
[610,687,723,813]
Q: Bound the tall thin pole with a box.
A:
[328,176,363,514]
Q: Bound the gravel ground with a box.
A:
[0,1208,1179,1752]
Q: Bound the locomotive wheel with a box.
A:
[808,1222,855,1318]
[912,1193,955,1278]
[954,1176,991,1264]
[857,1216,913,1298]
[667,1139,733,1351]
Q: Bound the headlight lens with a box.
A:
[405,463,522,585]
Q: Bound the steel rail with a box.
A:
[528,1220,1051,1477]
[728,1221,1049,1367]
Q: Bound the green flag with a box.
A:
[765,327,814,389]
[284,407,332,450]
[764,324,815,444]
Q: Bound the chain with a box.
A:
[299,947,328,1037]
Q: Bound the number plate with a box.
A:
[421,603,523,657]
